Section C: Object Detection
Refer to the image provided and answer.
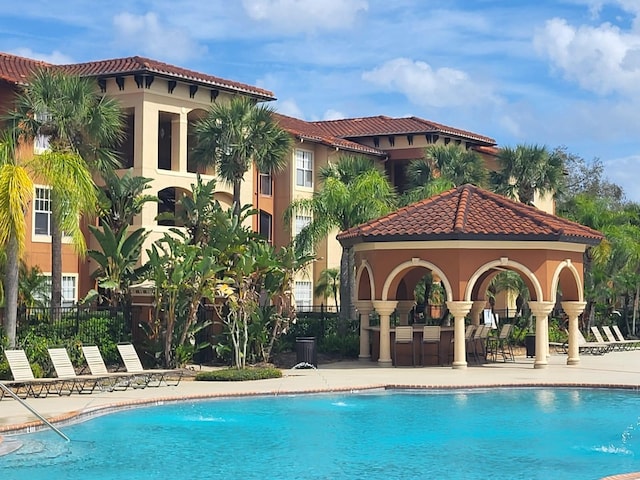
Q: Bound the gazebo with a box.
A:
[337,184,604,369]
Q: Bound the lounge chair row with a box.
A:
[0,344,183,400]
[590,325,640,352]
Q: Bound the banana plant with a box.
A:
[87,223,149,308]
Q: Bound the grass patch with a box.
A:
[195,366,282,382]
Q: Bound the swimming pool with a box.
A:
[1,388,639,480]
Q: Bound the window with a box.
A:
[259,171,272,196]
[34,187,52,236]
[295,281,313,312]
[37,274,77,307]
[34,111,51,154]
[295,149,313,188]
[295,215,311,235]
[259,210,272,243]
[62,276,77,306]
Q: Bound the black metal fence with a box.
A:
[0,306,131,345]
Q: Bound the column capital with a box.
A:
[372,300,398,316]
[528,301,555,317]
[561,301,587,318]
[354,300,374,316]
[446,301,473,318]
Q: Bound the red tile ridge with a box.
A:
[56,55,275,100]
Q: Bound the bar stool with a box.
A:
[421,326,441,366]
[393,326,415,366]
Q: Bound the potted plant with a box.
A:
[428,283,445,319]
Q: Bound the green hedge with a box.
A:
[195,367,282,381]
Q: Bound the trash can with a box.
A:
[525,334,536,358]
[295,336,317,367]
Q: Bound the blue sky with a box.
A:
[2,0,640,201]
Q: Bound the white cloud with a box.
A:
[323,109,344,121]
[241,0,368,33]
[362,57,498,109]
[274,98,304,118]
[11,48,74,65]
[534,17,640,95]
[112,12,206,62]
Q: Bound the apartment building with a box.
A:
[0,52,517,309]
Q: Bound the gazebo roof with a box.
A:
[337,184,604,246]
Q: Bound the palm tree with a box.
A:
[491,144,564,206]
[314,267,340,313]
[192,96,292,219]
[402,144,488,205]
[285,155,397,321]
[0,131,33,346]
[9,68,124,312]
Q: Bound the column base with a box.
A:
[452,361,467,369]
[377,359,393,367]
[533,361,548,369]
[358,355,371,361]
[567,357,580,365]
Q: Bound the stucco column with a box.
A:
[354,301,374,360]
[561,301,586,366]
[447,301,473,369]
[528,301,555,369]
[396,300,414,326]
[171,110,188,173]
[470,300,486,326]
[372,301,398,366]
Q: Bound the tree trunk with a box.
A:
[232,179,242,220]
[4,234,20,348]
[348,246,357,320]
[338,247,350,331]
[50,191,63,319]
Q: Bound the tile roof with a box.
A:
[312,116,496,145]
[0,52,50,85]
[274,113,386,156]
[57,56,274,100]
[337,184,604,246]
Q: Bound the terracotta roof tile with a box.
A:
[337,184,604,246]
[312,116,496,145]
[0,52,50,84]
[57,56,274,100]
[274,113,386,156]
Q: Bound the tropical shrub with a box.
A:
[195,366,282,381]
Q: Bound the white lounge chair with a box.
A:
[600,326,636,351]
[47,348,109,394]
[3,349,69,398]
[81,345,144,390]
[611,325,640,349]
[117,343,182,387]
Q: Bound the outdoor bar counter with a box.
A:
[367,326,455,366]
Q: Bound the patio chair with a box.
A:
[602,325,637,350]
[420,326,441,366]
[471,325,491,364]
[590,326,623,351]
[117,343,183,386]
[47,348,109,394]
[487,323,514,362]
[393,326,415,367]
[612,325,640,349]
[81,345,144,390]
[3,349,69,399]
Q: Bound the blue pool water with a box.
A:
[2,388,640,480]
